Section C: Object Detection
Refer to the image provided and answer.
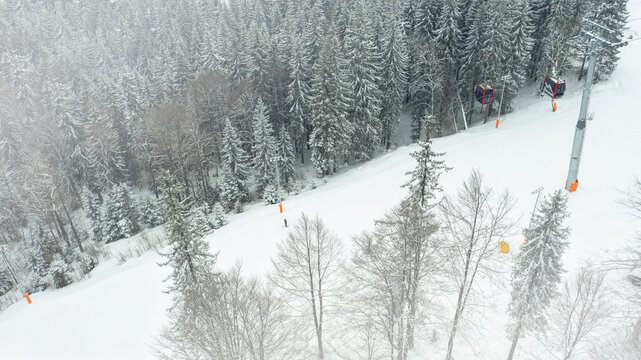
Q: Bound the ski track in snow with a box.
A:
[2,3,641,359]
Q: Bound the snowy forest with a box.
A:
[0,0,639,359]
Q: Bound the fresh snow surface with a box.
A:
[2,4,641,359]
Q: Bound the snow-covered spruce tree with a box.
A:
[409,37,445,139]
[158,170,218,299]
[402,113,449,209]
[478,0,511,121]
[527,0,554,80]
[28,223,56,289]
[535,0,588,81]
[459,0,490,119]
[0,270,12,296]
[506,189,571,360]
[138,197,164,228]
[433,0,463,128]
[501,0,534,114]
[101,184,141,243]
[407,0,443,138]
[48,254,73,289]
[251,97,278,195]
[156,170,220,359]
[379,8,408,151]
[287,36,312,163]
[345,1,383,160]
[309,30,352,177]
[81,188,103,242]
[248,23,270,102]
[83,117,129,194]
[188,204,213,239]
[220,119,250,210]
[210,202,226,229]
[277,126,296,187]
[590,0,629,82]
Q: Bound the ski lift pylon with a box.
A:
[475,84,495,105]
[542,76,567,99]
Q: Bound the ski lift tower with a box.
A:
[565,19,627,192]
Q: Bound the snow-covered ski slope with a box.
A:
[2,4,641,359]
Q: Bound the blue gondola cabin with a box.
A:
[542,77,566,99]
[475,84,495,105]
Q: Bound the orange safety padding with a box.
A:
[496,119,499,128]
[24,293,31,304]
[279,203,283,213]
[570,181,579,192]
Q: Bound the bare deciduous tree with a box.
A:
[539,266,609,360]
[586,319,641,360]
[271,213,343,360]
[156,264,292,360]
[349,202,440,360]
[440,170,515,360]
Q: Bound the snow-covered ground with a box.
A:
[2,4,641,359]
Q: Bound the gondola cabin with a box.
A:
[475,84,495,105]
[542,77,566,99]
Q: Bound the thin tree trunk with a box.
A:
[317,266,324,360]
[578,53,587,81]
[149,165,159,199]
[445,307,462,360]
[53,211,71,248]
[45,218,64,254]
[68,180,81,206]
[506,325,521,360]
[306,245,323,359]
[63,203,83,252]
[446,227,477,360]
[483,102,491,124]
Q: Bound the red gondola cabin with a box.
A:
[475,84,495,105]
[542,77,566,99]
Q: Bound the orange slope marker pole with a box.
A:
[279,203,283,213]
[496,118,500,128]
[24,293,31,304]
